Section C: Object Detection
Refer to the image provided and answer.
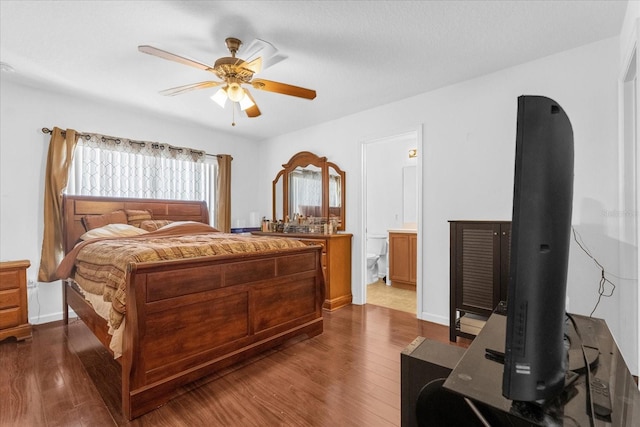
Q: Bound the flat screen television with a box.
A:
[502,95,574,402]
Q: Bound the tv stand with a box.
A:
[439,312,640,426]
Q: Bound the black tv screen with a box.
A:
[502,95,574,402]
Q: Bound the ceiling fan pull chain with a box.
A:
[231,104,236,127]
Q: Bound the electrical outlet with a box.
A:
[27,279,37,289]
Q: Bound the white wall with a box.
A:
[365,133,418,236]
[257,37,629,368]
[0,79,262,324]
[617,0,640,376]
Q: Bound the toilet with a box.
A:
[366,235,388,284]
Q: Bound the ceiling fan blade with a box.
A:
[241,57,263,74]
[138,45,213,72]
[243,39,287,70]
[251,79,316,100]
[158,81,222,96]
[243,90,261,117]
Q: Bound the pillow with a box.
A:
[159,220,203,228]
[125,209,153,227]
[158,221,219,232]
[80,223,149,240]
[139,219,173,231]
[82,210,127,231]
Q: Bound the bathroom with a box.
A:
[364,131,419,314]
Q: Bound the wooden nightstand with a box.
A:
[0,260,32,341]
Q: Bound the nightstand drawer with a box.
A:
[0,307,20,329]
[0,260,31,341]
[0,288,20,310]
[0,269,21,290]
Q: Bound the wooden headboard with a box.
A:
[62,195,209,253]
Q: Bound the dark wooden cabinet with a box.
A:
[449,221,510,342]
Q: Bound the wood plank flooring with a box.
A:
[0,304,470,427]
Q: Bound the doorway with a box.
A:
[620,36,638,376]
[361,127,423,317]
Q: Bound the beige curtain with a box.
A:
[38,128,78,282]
[216,154,232,232]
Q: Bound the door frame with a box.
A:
[360,125,424,318]
[618,19,639,376]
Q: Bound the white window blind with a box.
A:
[65,135,217,225]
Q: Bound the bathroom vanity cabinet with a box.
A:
[388,230,417,290]
[252,232,352,311]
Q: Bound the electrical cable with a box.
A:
[571,227,636,317]
[463,397,492,427]
[565,313,596,427]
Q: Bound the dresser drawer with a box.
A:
[0,288,20,310]
[0,307,21,329]
[0,269,21,290]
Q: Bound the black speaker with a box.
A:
[400,337,466,427]
[416,378,499,426]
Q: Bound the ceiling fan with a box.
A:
[138,37,316,123]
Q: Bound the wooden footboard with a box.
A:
[121,245,324,419]
[61,195,324,420]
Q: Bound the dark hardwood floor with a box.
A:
[1,304,470,426]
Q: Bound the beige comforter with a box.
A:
[56,222,308,329]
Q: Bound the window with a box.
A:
[65,135,217,225]
[289,168,322,216]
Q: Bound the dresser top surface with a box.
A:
[0,260,31,270]
[252,232,352,239]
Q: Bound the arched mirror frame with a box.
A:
[272,151,346,231]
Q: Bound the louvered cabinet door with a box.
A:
[456,223,501,316]
[449,221,511,342]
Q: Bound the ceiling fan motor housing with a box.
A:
[213,57,255,83]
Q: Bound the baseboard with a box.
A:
[30,309,77,325]
[419,311,448,326]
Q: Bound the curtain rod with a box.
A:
[41,127,223,158]
[42,127,92,140]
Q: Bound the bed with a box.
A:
[58,195,325,420]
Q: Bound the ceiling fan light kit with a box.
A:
[238,91,255,110]
[138,37,316,125]
[210,88,228,108]
[226,80,245,102]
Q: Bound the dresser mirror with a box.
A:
[273,176,284,223]
[272,151,346,231]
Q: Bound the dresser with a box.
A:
[253,232,353,311]
[0,260,32,341]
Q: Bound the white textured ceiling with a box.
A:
[0,1,628,141]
